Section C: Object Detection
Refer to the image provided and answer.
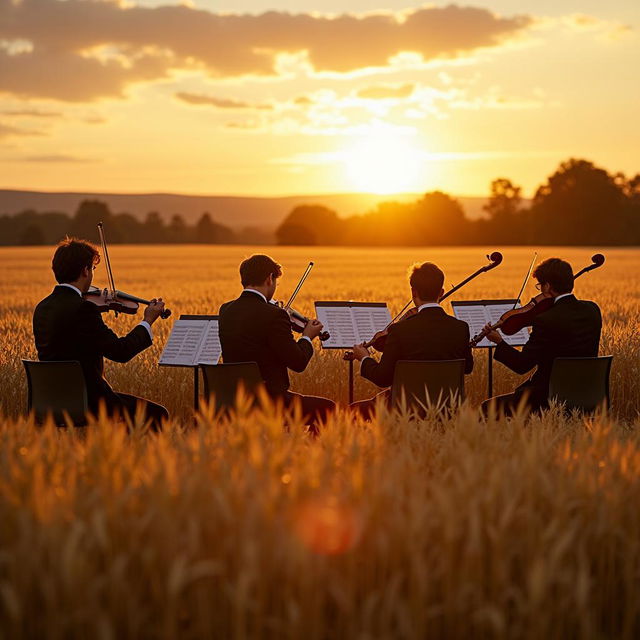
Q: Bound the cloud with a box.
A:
[175,92,272,110]
[558,14,632,41]
[356,83,415,100]
[19,154,98,163]
[2,108,62,117]
[0,122,44,138]
[0,0,533,101]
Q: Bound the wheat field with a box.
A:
[1,245,640,639]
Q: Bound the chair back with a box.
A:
[391,359,465,410]
[22,360,88,426]
[200,362,264,413]
[548,356,613,412]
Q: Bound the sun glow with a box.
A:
[342,132,425,194]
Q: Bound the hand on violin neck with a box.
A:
[483,323,503,344]
[351,343,371,361]
[143,298,165,325]
[302,318,324,340]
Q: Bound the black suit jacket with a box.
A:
[219,290,313,396]
[494,294,602,406]
[361,306,474,388]
[33,286,152,412]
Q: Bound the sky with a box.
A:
[1,0,639,197]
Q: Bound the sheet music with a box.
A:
[352,306,392,343]
[159,316,221,366]
[315,305,357,349]
[159,318,209,366]
[315,302,391,349]
[452,300,529,348]
[196,320,222,365]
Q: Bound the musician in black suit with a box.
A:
[219,254,335,429]
[349,262,474,417]
[33,238,169,430]
[482,258,602,414]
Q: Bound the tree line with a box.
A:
[276,158,640,246]
[3,158,639,247]
[0,200,262,246]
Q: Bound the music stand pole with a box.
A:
[348,359,354,405]
[194,366,200,412]
[488,347,494,398]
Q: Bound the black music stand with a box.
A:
[158,314,220,411]
[451,300,530,398]
[314,301,391,404]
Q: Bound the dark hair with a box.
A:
[409,262,445,301]
[52,237,100,284]
[239,254,282,287]
[533,258,573,294]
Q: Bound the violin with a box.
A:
[275,261,330,341]
[469,253,605,346]
[84,222,171,319]
[344,251,503,360]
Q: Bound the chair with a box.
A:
[22,360,89,426]
[390,359,466,411]
[548,356,613,412]
[200,362,264,413]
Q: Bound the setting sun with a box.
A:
[341,132,426,194]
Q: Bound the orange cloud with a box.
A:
[2,108,62,118]
[0,0,532,102]
[356,83,416,100]
[175,92,272,110]
[0,122,44,139]
[19,154,98,163]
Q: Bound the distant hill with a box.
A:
[0,189,492,230]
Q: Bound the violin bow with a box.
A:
[97,222,117,296]
[285,261,314,308]
[512,252,538,310]
[96,221,171,319]
[469,252,536,346]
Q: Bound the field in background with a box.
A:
[0,245,638,420]
[1,245,640,639]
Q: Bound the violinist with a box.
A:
[33,238,169,430]
[218,254,335,429]
[482,258,602,415]
[349,262,474,418]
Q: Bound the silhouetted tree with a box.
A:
[482,178,525,244]
[142,212,166,243]
[113,213,144,244]
[19,223,45,246]
[167,214,188,243]
[276,205,342,245]
[277,223,317,245]
[530,159,628,245]
[71,200,120,243]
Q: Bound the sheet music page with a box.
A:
[159,319,209,366]
[452,305,491,347]
[315,304,358,349]
[196,319,221,365]
[352,306,392,344]
[485,303,530,346]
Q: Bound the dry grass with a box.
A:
[1,405,639,639]
[1,245,639,638]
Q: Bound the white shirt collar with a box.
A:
[418,302,441,312]
[554,293,572,304]
[58,283,82,297]
[244,288,267,303]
